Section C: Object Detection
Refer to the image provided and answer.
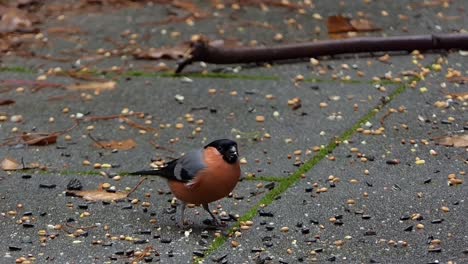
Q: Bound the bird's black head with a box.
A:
[204,139,239,164]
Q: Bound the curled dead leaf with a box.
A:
[65,178,146,202]
[327,15,380,34]
[47,26,85,36]
[434,134,468,148]
[0,99,15,106]
[66,81,116,92]
[1,157,21,171]
[66,189,128,202]
[447,76,468,84]
[21,133,59,146]
[94,139,136,150]
[448,92,468,101]
[171,1,208,18]
[327,15,354,34]
[0,7,37,33]
[378,54,391,63]
[349,18,380,32]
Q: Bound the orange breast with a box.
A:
[168,147,241,204]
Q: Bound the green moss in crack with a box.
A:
[0,66,35,74]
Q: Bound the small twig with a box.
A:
[176,33,468,73]
[0,80,64,90]
[380,109,395,126]
[47,94,81,101]
[83,112,145,122]
[132,246,156,263]
[121,117,158,132]
[1,121,78,147]
[21,157,26,170]
[126,177,147,197]
[87,133,106,149]
[149,140,176,153]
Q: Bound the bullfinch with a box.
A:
[130,139,241,226]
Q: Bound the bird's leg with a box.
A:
[177,202,188,227]
[202,203,224,226]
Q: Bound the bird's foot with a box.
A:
[203,218,227,227]
[176,219,193,228]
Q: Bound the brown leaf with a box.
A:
[66,81,116,92]
[47,26,85,36]
[94,139,137,150]
[1,157,21,171]
[21,133,58,146]
[172,1,208,18]
[447,76,468,84]
[134,46,187,60]
[0,7,36,33]
[349,19,380,32]
[0,99,15,106]
[16,0,39,6]
[327,15,354,34]
[378,54,391,63]
[327,15,380,34]
[66,189,128,202]
[434,134,468,148]
[448,92,468,101]
[65,179,146,202]
[0,38,9,52]
[411,0,450,8]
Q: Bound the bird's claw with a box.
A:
[176,219,193,228]
[203,218,227,227]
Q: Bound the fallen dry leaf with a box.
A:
[0,38,9,51]
[0,99,15,106]
[21,133,59,146]
[172,1,208,18]
[66,189,128,202]
[327,15,380,34]
[66,81,117,92]
[1,157,21,171]
[447,76,468,84]
[0,6,37,33]
[434,134,468,148]
[66,178,146,202]
[411,0,451,8]
[94,138,136,150]
[327,15,354,34]
[448,92,468,101]
[378,54,391,63]
[349,18,379,31]
[47,26,85,36]
[134,46,187,60]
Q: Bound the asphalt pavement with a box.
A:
[0,1,466,264]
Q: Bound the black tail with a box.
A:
[130,159,178,180]
[129,169,161,176]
